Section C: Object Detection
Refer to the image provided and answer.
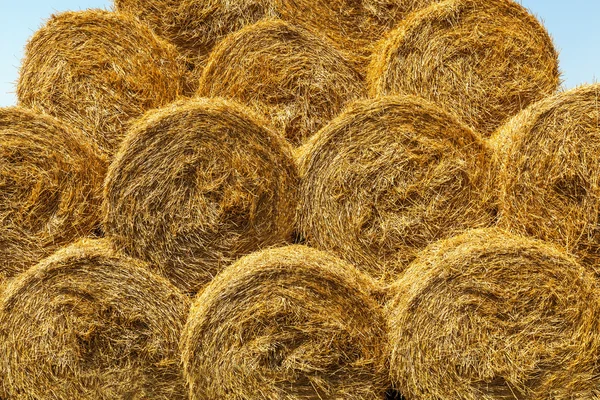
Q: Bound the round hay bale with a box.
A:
[0,107,106,282]
[387,228,600,399]
[114,0,280,67]
[181,245,389,399]
[0,239,190,400]
[197,19,365,146]
[278,0,441,63]
[367,0,559,137]
[103,97,298,295]
[297,95,495,283]
[17,9,186,156]
[495,83,600,274]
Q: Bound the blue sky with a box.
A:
[0,1,598,106]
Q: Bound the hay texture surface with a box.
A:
[368,0,559,137]
[181,245,389,400]
[103,98,298,295]
[17,9,186,156]
[0,239,190,400]
[495,83,600,273]
[387,228,600,399]
[279,0,440,62]
[0,107,105,282]
[298,95,494,282]
[114,0,280,67]
[198,19,365,146]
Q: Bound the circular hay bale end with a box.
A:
[496,83,600,273]
[181,245,389,400]
[298,95,495,283]
[114,0,280,67]
[17,9,186,156]
[103,98,298,295]
[0,107,106,281]
[0,239,190,400]
[387,228,600,399]
[198,19,365,146]
[368,0,559,137]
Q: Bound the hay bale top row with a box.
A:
[113,0,442,64]
[16,0,559,157]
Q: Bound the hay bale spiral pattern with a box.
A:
[494,83,600,273]
[0,239,190,400]
[0,107,105,282]
[17,9,186,155]
[103,98,298,295]
[181,245,389,400]
[387,228,600,399]
[198,19,365,146]
[298,95,494,282]
[368,0,559,137]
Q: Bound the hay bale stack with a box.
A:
[368,0,559,137]
[0,107,106,282]
[114,0,280,68]
[495,84,600,273]
[278,0,441,63]
[198,19,365,146]
[387,228,600,399]
[0,239,190,400]
[181,245,389,400]
[17,9,186,156]
[103,98,298,295]
[297,95,495,283]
